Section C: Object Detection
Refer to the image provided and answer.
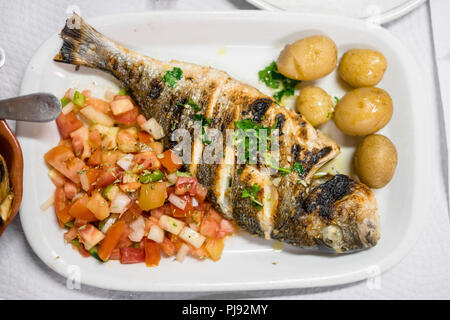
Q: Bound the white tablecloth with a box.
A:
[0,0,449,299]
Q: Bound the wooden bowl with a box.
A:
[0,120,23,236]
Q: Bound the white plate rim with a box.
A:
[245,0,426,24]
[17,11,432,292]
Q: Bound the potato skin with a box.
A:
[296,86,333,127]
[354,134,397,188]
[338,49,387,88]
[276,35,337,81]
[334,87,393,136]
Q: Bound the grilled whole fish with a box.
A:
[54,14,380,253]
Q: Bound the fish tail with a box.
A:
[54,13,115,71]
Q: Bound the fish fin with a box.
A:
[54,13,111,70]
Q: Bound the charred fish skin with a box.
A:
[55,14,380,253]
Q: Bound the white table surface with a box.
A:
[0,0,449,300]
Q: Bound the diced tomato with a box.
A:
[166,187,175,197]
[204,238,225,262]
[195,183,208,204]
[144,239,161,267]
[159,150,182,174]
[77,244,92,258]
[119,201,142,224]
[148,141,164,155]
[175,177,198,196]
[113,106,139,125]
[115,225,133,249]
[101,150,125,168]
[186,210,204,229]
[120,182,141,193]
[110,98,134,116]
[199,209,221,238]
[150,206,165,219]
[138,131,152,144]
[70,126,91,159]
[137,115,146,126]
[160,237,177,256]
[54,187,73,227]
[170,195,193,218]
[117,129,139,153]
[218,219,235,238]
[114,95,133,102]
[98,220,126,261]
[55,112,84,139]
[74,218,89,228]
[81,89,92,98]
[63,181,78,200]
[134,151,160,172]
[86,97,109,113]
[87,191,110,221]
[48,168,67,187]
[169,234,184,252]
[138,182,167,211]
[78,224,105,250]
[120,247,145,264]
[69,194,98,222]
[97,167,121,188]
[44,146,86,184]
[190,246,208,260]
[64,226,78,242]
[109,248,121,260]
[89,129,102,149]
[85,167,101,191]
[88,149,102,166]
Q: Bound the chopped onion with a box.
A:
[40,195,54,211]
[111,192,131,214]
[168,193,186,210]
[117,154,134,171]
[141,118,165,140]
[101,217,116,234]
[176,243,190,263]
[128,216,145,242]
[192,197,199,207]
[189,223,199,232]
[179,226,206,249]
[67,88,77,100]
[147,225,165,244]
[61,102,75,115]
[104,88,116,101]
[80,172,90,192]
[158,215,185,235]
[166,173,178,185]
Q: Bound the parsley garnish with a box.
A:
[193,114,213,145]
[241,183,263,209]
[234,119,274,164]
[258,61,300,102]
[263,153,291,174]
[334,96,340,104]
[292,162,304,176]
[188,99,201,112]
[162,67,183,87]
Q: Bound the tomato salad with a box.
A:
[42,88,235,266]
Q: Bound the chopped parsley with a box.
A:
[263,153,291,174]
[334,96,340,104]
[292,162,304,176]
[241,183,263,209]
[234,119,274,164]
[193,114,213,145]
[258,61,300,102]
[162,67,183,87]
[187,99,201,112]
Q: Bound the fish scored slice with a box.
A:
[54,14,380,253]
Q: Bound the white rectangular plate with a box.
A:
[17,11,431,292]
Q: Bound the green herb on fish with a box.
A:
[241,183,263,209]
[163,67,183,88]
[187,99,202,112]
[258,61,300,102]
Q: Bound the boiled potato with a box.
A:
[354,134,397,188]
[334,87,393,136]
[296,86,333,127]
[276,35,337,81]
[338,49,387,88]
